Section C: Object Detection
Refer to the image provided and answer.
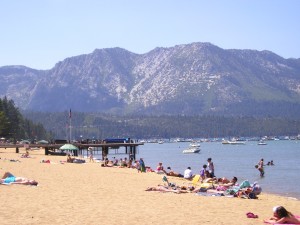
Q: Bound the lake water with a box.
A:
[135,140,300,199]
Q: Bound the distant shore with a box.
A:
[0,147,299,225]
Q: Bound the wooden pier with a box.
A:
[0,140,144,160]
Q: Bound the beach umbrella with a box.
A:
[59,144,79,151]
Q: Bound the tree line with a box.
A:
[0,97,51,142]
[22,111,300,140]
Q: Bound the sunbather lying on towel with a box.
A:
[264,206,300,224]
[145,185,189,194]
[0,171,38,186]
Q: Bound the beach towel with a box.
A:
[191,175,200,186]
[196,192,224,197]
[239,180,251,189]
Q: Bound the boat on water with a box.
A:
[182,147,201,154]
[258,140,267,145]
[222,138,246,145]
[189,143,201,147]
[229,141,246,145]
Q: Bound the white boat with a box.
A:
[222,138,246,145]
[189,143,201,147]
[258,140,267,145]
[222,140,245,145]
[182,147,201,154]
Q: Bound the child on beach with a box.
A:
[200,164,207,182]
[264,206,300,224]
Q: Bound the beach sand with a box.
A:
[1,147,299,225]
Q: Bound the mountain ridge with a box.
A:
[1,42,300,118]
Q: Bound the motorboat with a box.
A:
[189,143,201,147]
[258,140,267,145]
[182,146,201,154]
[222,138,245,145]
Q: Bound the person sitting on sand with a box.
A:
[184,167,194,180]
[219,176,238,187]
[203,171,218,183]
[21,150,30,158]
[155,162,166,174]
[264,206,300,224]
[214,176,238,192]
[67,154,75,163]
[127,158,132,168]
[166,167,183,177]
[0,171,38,186]
[66,154,85,164]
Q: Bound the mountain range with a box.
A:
[1,42,300,118]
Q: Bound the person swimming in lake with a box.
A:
[264,206,300,224]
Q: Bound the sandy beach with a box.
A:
[1,147,299,225]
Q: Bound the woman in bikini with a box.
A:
[0,172,38,185]
[264,206,300,224]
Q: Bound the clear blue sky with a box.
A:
[1,0,299,69]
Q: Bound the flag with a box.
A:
[69,109,72,118]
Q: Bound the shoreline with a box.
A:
[1,147,300,225]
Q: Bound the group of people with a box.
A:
[183,157,215,180]
[256,158,275,177]
[99,156,147,173]
[150,158,263,199]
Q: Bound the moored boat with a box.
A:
[182,147,201,154]
[189,143,201,147]
[258,140,267,145]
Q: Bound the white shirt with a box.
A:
[184,169,193,179]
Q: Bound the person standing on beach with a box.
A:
[207,158,215,177]
[139,158,146,173]
[88,147,94,163]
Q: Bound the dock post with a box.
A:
[45,147,49,155]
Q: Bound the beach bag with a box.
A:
[252,184,262,195]
[248,192,257,199]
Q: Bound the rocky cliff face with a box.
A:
[1,42,300,116]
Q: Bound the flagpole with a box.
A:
[69,109,72,143]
